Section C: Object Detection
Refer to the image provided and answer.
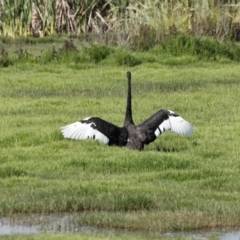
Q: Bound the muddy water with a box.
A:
[0,213,240,239]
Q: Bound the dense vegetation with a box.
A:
[0,0,240,43]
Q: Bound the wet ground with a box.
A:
[0,213,240,239]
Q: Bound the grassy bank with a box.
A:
[0,39,240,235]
[1,34,240,68]
[0,233,193,240]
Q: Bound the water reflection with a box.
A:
[0,220,38,235]
[0,213,98,235]
[0,213,240,239]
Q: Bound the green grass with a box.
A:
[0,233,195,240]
[0,40,240,238]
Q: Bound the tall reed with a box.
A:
[0,0,239,43]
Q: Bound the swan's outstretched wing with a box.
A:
[138,110,194,144]
[61,117,128,146]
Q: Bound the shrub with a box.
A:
[114,49,142,66]
[87,45,112,63]
[0,48,13,67]
[41,40,78,63]
[161,34,240,61]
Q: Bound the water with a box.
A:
[0,213,240,239]
[0,213,99,235]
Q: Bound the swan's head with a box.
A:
[126,71,131,81]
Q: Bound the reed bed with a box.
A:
[0,0,240,44]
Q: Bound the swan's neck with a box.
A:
[124,76,134,126]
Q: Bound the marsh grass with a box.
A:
[0,42,240,234]
[1,34,240,69]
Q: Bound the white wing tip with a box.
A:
[169,114,195,136]
[61,120,109,144]
[182,122,195,136]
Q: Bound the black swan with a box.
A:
[61,72,194,150]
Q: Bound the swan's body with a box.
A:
[61,72,194,150]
